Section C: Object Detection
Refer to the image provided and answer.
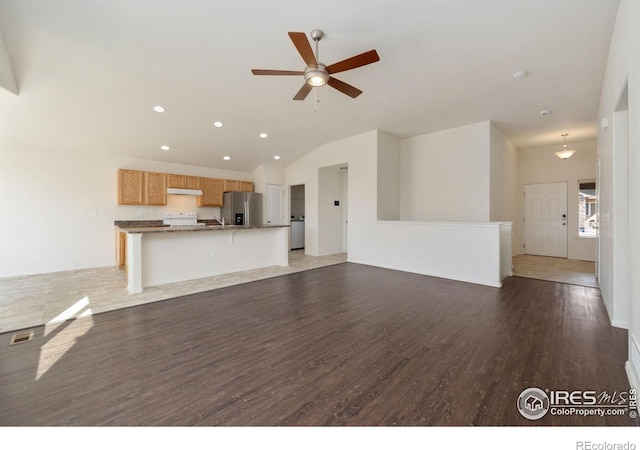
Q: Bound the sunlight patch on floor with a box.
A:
[37,296,94,380]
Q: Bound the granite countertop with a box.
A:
[116,223,289,234]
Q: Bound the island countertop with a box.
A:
[117,224,289,234]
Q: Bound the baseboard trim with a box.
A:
[626,334,640,391]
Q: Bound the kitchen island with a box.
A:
[118,224,289,294]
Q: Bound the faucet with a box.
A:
[212,216,224,226]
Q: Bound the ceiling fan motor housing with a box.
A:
[304,63,329,86]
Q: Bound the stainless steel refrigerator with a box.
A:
[222,192,263,226]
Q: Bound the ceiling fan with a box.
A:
[251,29,380,100]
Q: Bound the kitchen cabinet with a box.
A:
[118,169,144,205]
[224,179,254,192]
[197,177,224,207]
[185,176,201,190]
[117,230,127,267]
[240,181,254,192]
[223,179,239,192]
[168,174,201,190]
[118,168,250,206]
[144,172,167,205]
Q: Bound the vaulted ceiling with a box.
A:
[0,0,620,172]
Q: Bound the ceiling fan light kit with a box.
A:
[305,64,329,87]
[251,29,380,101]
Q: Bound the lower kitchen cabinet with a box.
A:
[116,229,127,267]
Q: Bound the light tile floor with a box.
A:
[0,250,347,334]
[511,254,597,288]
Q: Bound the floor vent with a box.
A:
[9,331,34,345]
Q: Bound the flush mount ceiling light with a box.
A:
[555,134,576,160]
[223,156,231,160]
[259,133,268,139]
[153,105,165,113]
[273,155,281,160]
[160,145,170,151]
[214,121,223,128]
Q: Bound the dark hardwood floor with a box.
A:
[0,263,634,426]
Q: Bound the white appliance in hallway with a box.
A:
[290,220,304,250]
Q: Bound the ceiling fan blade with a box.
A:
[293,82,313,101]
[326,50,380,74]
[251,69,304,76]
[327,77,363,98]
[288,32,318,68]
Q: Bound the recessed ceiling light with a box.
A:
[153,105,166,113]
[214,121,223,128]
[513,70,527,80]
[160,145,170,151]
[223,156,230,160]
[273,155,280,160]
[259,133,268,139]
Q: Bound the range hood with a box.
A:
[167,188,203,196]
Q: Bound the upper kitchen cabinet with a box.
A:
[168,174,201,190]
[118,169,144,205]
[197,177,224,207]
[223,179,239,192]
[144,172,167,205]
[224,179,254,192]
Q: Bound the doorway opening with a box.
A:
[290,184,305,250]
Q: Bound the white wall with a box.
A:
[0,25,17,94]
[400,121,491,221]
[597,0,639,382]
[490,123,519,253]
[377,132,401,220]
[0,144,253,277]
[517,140,598,261]
[286,129,509,287]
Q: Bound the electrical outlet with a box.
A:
[91,210,97,217]
[210,251,215,258]
[137,211,144,217]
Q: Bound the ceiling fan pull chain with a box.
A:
[314,88,318,112]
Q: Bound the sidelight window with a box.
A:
[578,180,597,237]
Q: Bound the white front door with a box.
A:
[524,182,568,258]
[266,184,286,225]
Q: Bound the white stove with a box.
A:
[163,212,205,227]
